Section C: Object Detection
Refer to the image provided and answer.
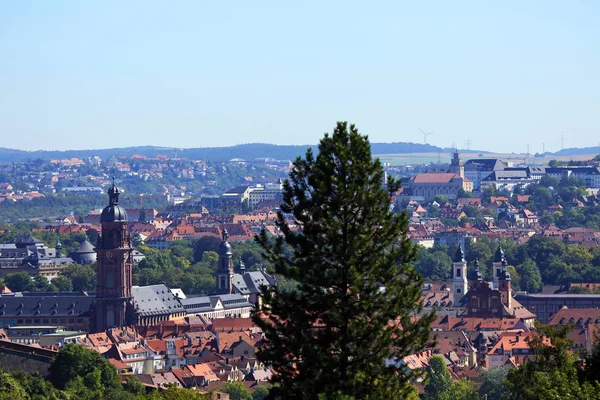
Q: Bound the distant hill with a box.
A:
[548,146,600,157]
[0,142,467,163]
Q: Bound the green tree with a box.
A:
[4,272,34,292]
[415,249,452,281]
[423,355,455,400]
[423,355,477,400]
[517,259,542,293]
[52,275,73,292]
[220,382,252,400]
[253,122,433,400]
[0,371,28,400]
[123,375,145,395]
[11,371,62,400]
[60,264,96,291]
[527,186,554,212]
[479,365,510,400]
[539,175,559,188]
[567,285,592,294]
[252,386,270,400]
[33,275,55,292]
[49,343,120,390]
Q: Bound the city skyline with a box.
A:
[1,1,599,153]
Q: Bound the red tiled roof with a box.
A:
[412,173,460,184]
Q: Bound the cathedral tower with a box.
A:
[216,229,234,294]
[452,246,469,301]
[93,183,133,332]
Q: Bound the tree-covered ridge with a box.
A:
[0,142,457,163]
[0,192,168,222]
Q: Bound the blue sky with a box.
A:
[1,1,599,153]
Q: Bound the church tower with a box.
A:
[216,229,234,294]
[448,151,464,179]
[468,259,483,289]
[498,259,512,309]
[492,246,505,289]
[452,246,468,301]
[93,182,133,332]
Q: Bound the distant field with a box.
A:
[375,151,598,166]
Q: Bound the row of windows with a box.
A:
[15,318,85,324]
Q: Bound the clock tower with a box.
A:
[93,182,133,332]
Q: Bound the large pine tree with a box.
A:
[253,122,433,399]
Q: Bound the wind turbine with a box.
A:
[419,129,434,144]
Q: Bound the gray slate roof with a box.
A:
[232,271,275,295]
[132,284,185,317]
[180,293,252,314]
[0,292,95,319]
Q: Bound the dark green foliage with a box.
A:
[582,338,600,383]
[0,371,28,400]
[124,375,146,395]
[478,365,510,400]
[0,360,213,399]
[52,275,73,291]
[253,122,433,399]
[415,249,452,280]
[49,343,120,390]
[193,236,223,262]
[220,382,253,400]
[0,192,168,223]
[4,272,34,292]
[60,264,96,292]
[423,355,478,400]
[11,371,63,400]
[525,185,554,212]
[252,386,270,400]
[516,259,543,293]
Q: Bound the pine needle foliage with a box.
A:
[253,122,434,399]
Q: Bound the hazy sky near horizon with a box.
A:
[1,1,599,153]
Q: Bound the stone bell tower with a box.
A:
[216,228,234,295]
[452,246,469,301]
[93,182,133,332]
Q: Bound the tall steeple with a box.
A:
[492,246,505,290]
[93,181,133,332]
[468,259,483,289]
[55,239,64,258]
[216,228,234,294]
[452,246,468,301]
[498,259,512,309]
